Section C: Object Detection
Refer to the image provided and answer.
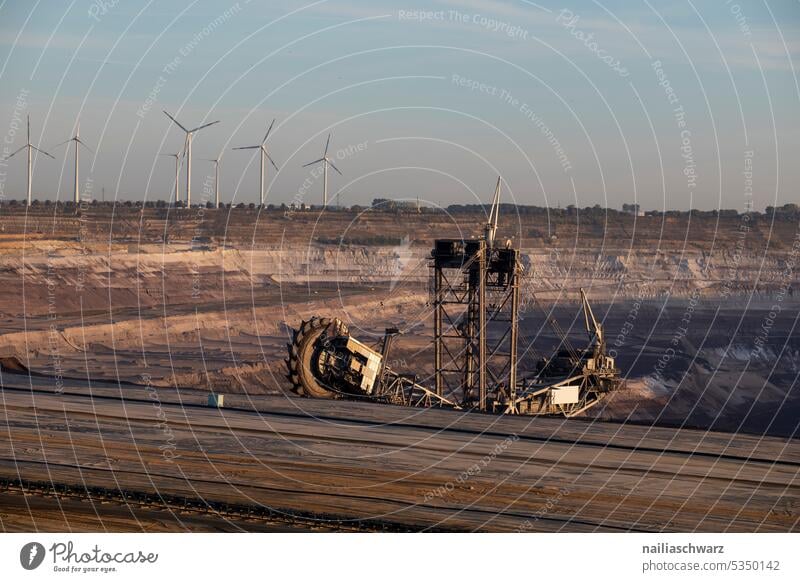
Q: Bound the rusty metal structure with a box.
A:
[287,177,622,416]
[430,178,521,411]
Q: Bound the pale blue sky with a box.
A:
[0,0,798,209]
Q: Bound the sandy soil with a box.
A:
[1,235,796,439]
[0,209,797,531]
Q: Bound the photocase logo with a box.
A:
[20,542,46,570]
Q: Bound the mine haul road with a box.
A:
[0,375,798,532]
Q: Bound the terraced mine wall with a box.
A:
[0,206,797,437]
[2,206,798,301]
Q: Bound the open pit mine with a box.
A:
[0,200,798,532]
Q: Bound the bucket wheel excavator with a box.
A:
[286,176,623,416]
[286,317,457,408]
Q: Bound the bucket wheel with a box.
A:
[285,317,337,399]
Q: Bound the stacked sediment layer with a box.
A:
[0,208,796,431]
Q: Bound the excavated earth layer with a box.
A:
[0,207,797,531]
[0,208,796,431]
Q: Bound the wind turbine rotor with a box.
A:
[233,119,280,205]
[31,146,55,159]
[4,145,27,160]
[302,158,325,167]
[265,151,279,172]
[262,118,276,145]
[189,120,220,133]
[327,158,342,176]
[163,110,189,133]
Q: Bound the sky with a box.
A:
[0,0,798,210]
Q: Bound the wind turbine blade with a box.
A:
[302,158,325,167]
[31,145,55,159]
[76,138,94,153]
[323,133,331,156]
[328,159,343,175]
[266,152,279,172]
[51,138,73,149]
[163,110,189,133]
[232,145,260,150]
[3,145,26,160]
[262,119,275,145]
[189,120,220,133]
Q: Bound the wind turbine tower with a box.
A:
[54,121,93,204]
[232,119,279,206]
[163,111,219,206]
[202,157,221,207]
[302,134,341,208]
[3,116,54,206]
[160,151,182,204]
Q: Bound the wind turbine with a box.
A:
[159,151,183,205]
[3,116,54,206]
[163,110,219,206]
[201,156,221,207]
[302,134,341,208]
[232,119,279,206]
[53,121,93,204]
